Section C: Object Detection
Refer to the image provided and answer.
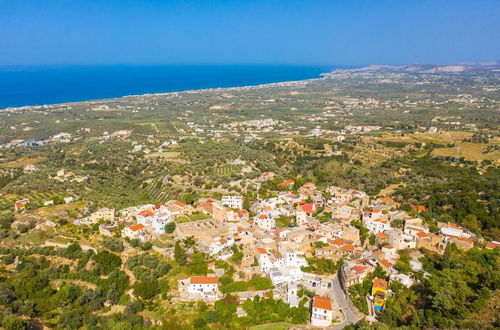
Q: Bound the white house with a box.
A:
[136,207,173,234]
[63,196,74,204]
[287,281,299,307]
[257,248,275,273]
[390,273,415,288]
[254,213,276,231]
[122,224,147,241]
[365,218,390,234]
[363,209,383,222]
[23,164,39,173]
[311,296,334,327]
[283,249,308,269]
[440,223,471,239]
[221,195,244,210]
[187,276,220,300]
[209,237,235,256]
[295,209,308,226]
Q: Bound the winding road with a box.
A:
[331,274,363,329]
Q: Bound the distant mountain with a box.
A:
[332,61,500,74]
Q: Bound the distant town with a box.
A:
[0,64,498,329]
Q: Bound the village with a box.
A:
[0,63,498,329]
[12,174,498,328]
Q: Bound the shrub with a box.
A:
[101,237,124,252]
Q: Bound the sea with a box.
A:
[0,65,337,109]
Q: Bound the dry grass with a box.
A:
[377,183,407,197]
[432,142,500,163]
[374,131,473,144]
[0,157,45,168]
[33,201,86,218]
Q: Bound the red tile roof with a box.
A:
[329,238,343,246]
[342,244,355,252]
[257,248,268,254]
[190,276,219,285]
[485,241,500,249]
[301,203,317,214]
[138,210,155,217]
[313,296,332,310]
[128,224,145,231]
[352,265,365,274]
[379,259,392,268]
[373,278,388,290]
[448,222,462,230]
[278,179,294,187]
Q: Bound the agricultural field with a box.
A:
[432,142,500,163]
[0,65,498,329]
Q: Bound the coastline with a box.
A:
[0,65,336,111]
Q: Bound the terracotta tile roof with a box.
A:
[485,241,500,249]
[301,203,317,214]
[174,200,187,207]
[331,238,345,246]
[455,237,473,245]
[352,265,366,274]
[219,238,228,244]
[375,232,388,239]
[383,245,394,249]
[373,278,388,290]
[342,244,355,252]
[379,259,392,268]
[138,210,155,217]
[128,224,145,231]
[416,232,428,238]
[278,179,294,187]
[190,276,219,285]
[257,248,268,254]
[313,296,332,310]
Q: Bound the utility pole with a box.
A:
[454,145,461,163]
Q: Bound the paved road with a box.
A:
[331,274,363,329]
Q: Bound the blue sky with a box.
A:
[1,0,499,66]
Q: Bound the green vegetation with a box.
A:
[220,276,273,293]
[0,66,498,328]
